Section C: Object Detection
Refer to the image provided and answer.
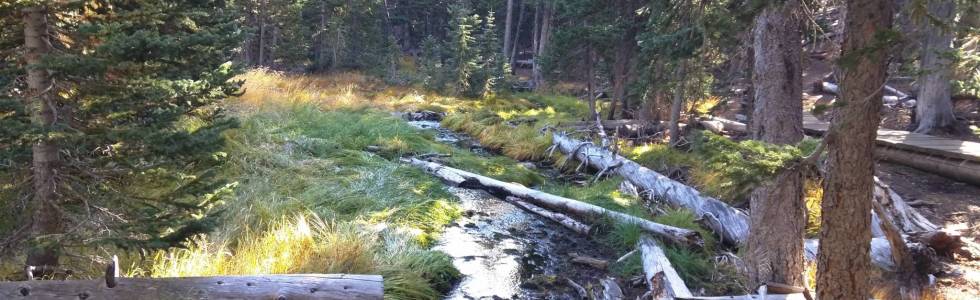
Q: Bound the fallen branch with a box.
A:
[638,235,693,299]
[570,252,609,270]
[567,278,589,300]
[405,158,703,247]
[553,133,750,245]
[504,196,592,235]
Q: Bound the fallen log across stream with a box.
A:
[552,133,751,246]
[404,158,703,248]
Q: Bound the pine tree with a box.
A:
[446,2,480,96]
[469,11,510,98]
[0,0,244,266]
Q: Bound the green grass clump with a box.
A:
[144,102,464,299]
[541,178,648,218]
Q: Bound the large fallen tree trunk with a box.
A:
[638,235,693,298]
[405,158,703,247]
[552,133,750,245]
[0,274,384,299]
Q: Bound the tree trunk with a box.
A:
[816,0,892,298]
[23,5,63,271]
[318,1,330,71]
[258,1,267,67]
[503,0,515,57]
[669,61,687,147]
[746,0,806,289]
[607,1,641,120]
[586,46,599,122]
[532,1,552,90]
[914,0,957,134]
[509,0,526,66]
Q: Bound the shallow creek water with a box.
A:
[407,119,641,300]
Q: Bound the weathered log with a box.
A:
[699,117,747,134]
[872,178,939,234]
[0,274,384,300]
[600,277,625,300]
[567,278,589,300]
[699,120,726,135]
[821,82,910,102]
[553,133,750,245]
[569,252,609,270]
[504,196,592,235]
[804,238,897,271]
[405,158,703,247]
[638,235,693,299]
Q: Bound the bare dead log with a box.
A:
[0,274,384,300]
[570,252,610,270]
[600,277,625,300]
[638,235,693,299]
[820,81,909,103]
[503,196,592,235]
[567,278,589,300]
[553,133,750,245]
[405,158,703,247]
[872,178,939,234]
[804,238,898,271]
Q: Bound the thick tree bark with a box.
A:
[503,0,514,57]
[746,0,806,289]
[23,5,63,270]
[669,61,687,147]
[914,0,957,134]
[816,0,892,298]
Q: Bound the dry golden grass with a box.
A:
[233,69,473,114]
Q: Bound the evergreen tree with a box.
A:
[446,2,481,96]
[0,0,244,266]
[469,11,510,98]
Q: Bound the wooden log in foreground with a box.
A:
[0,274,383,300]
[638,235,693,299]
[405,158,703,247]
[552,133,750,245]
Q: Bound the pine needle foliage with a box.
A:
[0,1,245,253]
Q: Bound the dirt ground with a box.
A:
[877,163,980,299]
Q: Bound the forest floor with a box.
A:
[878,163,980,299]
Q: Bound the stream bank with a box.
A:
[407,119,644,299]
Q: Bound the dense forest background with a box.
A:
[1,0,979,299]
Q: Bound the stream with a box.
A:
[407,118,643,300]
